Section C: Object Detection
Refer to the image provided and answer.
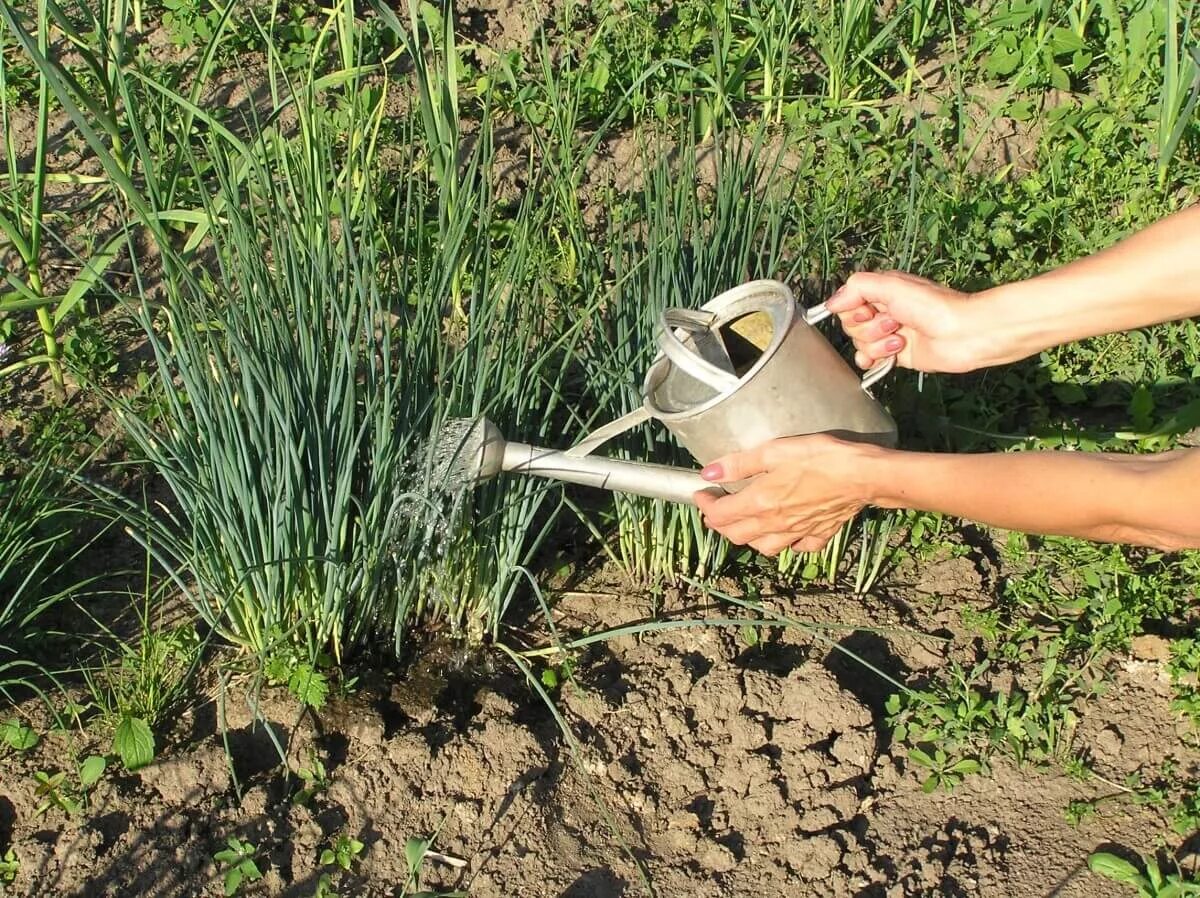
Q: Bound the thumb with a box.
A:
[700,445,769,483]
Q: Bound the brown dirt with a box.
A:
[2,551,1194,898]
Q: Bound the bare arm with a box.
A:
[695,207,1200,556]
[827,204,1200,373]
[861,445,1200,552]
[693,438,1200,556]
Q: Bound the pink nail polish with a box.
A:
[884,337,903,352]
[853,309,872,323]
[701,464,723,481]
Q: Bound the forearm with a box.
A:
[968,204,1200,367]
[857,446,1200,551]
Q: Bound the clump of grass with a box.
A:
[0,455,90,703]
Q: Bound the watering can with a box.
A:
[444,279,896,505]
[567,279,897,464]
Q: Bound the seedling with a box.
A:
[403,833,466,898]
[1,848,18,889]
[539,656,576,691]
[112,716,155,772]
[264,650,331,711]
[213,836,262,897]
[906,746,983,794]
[1064,798,1097,827]
[320,833,364,871]
[32,755,105,818]
[293,751,329,806]
[0,719,38,751]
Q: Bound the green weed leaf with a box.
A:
[405,835,430,872]
[907,747,935,769]
[0,718,39,751]
[114,716,155,771]
[288,664,330,710]
[78,755,106,788]
[1088,852,1145,885]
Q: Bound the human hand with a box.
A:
[692,434,882,557]
[826,271,984,374]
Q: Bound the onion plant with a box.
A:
[1155,0,1200,189]
[0,456,88,703]
[570,126,806,585]
[0,0,122,397]
[734,0,803,124]
[18,5,576,669]
[807,0,879,108]
[0,0,276,396]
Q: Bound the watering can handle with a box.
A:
[655,309,743,393]
[563,405,652,458]
[803,303,896,392]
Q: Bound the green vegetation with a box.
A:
[0,453,91,703]
[31,753,105,818]
[0,0,1197,892]
[1090,851,1200,897]
[213,836,263,897]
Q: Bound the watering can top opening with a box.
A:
[645,279,892,421]
[643,282,787,417]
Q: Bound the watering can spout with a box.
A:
[439,417,724,506]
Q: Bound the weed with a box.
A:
[1064,798,1097,826]
[32,755,105,818]
[402,831,465,898]
[264,649,333,712]
[0,718,38,751]
[1168,638,1200,731]
[62,318,119,383]
[0,848,17,890]
[1154,0,1200,188]
[80,568,200,770]
[1089,851,1200,896]
[321,833,365,872]
[539,656,576,692]
[0,454,92,702]
[293,751,330,806]
[213,836,263,897]
[907,746,984,793]
[0,1,123,398]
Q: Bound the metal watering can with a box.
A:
[443,280,896,505]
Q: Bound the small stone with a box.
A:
[795,834,843,880]
[1131,634,1171,662]
[698,842,737,873]
[1094,725,1124,758]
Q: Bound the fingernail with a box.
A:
[700,464,724,481]
[879,317,899,333]
[884,337,903,352]
[852,309,872,323]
